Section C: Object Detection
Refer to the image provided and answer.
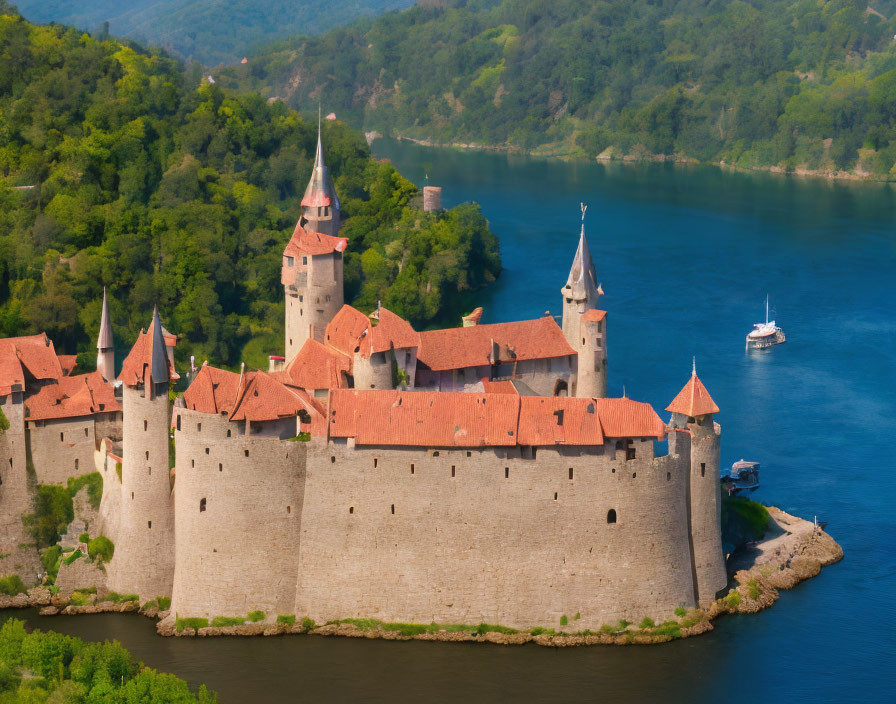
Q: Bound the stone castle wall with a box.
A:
[687,421,727,604]
[169,409,307,620]
[28,416,96,486]
[105,384,174,599]
[575,317,607,398]
[416,356,575,396]
[0,393,41,583]
[293,439,697,631]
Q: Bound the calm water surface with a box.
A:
[7,143,895,702]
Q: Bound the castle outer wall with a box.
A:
[169,409,306,620]
[26,412,121,486]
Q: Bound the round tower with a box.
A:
[96,287,115,382]
[666,362,727,606]
[561,205,607,398]
[300,115,341,237]
[105,306,176,600]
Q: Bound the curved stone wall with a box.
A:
[169,409,305,620]
[689,419,727,604]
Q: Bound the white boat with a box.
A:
[746,295,785,351]
[722,460,760,496]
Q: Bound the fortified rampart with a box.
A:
[169,408,307,619]
[293,439,696,630]
[28,416,97,486]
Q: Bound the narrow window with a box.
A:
[191,459,195,468]
[244,449,249,457]
[607,509,617,524]
[391,504,395,514]
[227,429,231,437]
[60,432,64,441]
[554,492,558,501]
[302,256,307,265]
[432,451,440,457]
[205,447,209,455]
[197,422,202,432]
[505,467,509,478]
[632,472,637,478]
[145,451,149,460]
[611,467,616,474]
[218,463,222,472]
[568,467,574,480]
[330,456,336,463]
[373,458,378,468]
[176,416,181,431]
[75,459,79,471]
[626,446,636,460]
[667,472,671,481]
[615,440,623,450]
[148,467,151,476]
[144,420,147,431]
[349,506,354,514]
[131,492,134,499]
[148,521,152,529]
[701,462,706,477]
[287,506,291,514]
[410,464,415,475]
[200,498,206,513]
[84,427,88,437]
[451,465,456,478]
[466,451,471,457]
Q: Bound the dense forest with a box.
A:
[12,0,415,65]
[0,619,216,703]
[220,0,896,177]
[0,3,500,370]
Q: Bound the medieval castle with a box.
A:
[0,125,727,631]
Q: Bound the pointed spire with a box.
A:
[692,356,697,376]
[666,362,719,417]
[301,109,340,211]
[563,203,599,301]
[97,287,113,350]
[150,304,169,385]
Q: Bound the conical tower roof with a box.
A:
[563,222,599,301]
[301,114,340,211]
[666,361,719,416]
[150,304,169,385]
[97,287,113,350]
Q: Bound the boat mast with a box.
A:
[765,294,769,325]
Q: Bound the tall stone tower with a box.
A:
[96,287,114,382]
[666,362,727,606]
[300,116,341,237]
[106,305,176,599]
[561,206,607,398]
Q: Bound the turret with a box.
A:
[561,205,607,398]
[300,114,341,237]
[96,287,115,382]
[105,305,178,600]
[666,361,726,606]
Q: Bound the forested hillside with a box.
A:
[13,0,415,65]
[0,3,500,370]
[223,0,896,177]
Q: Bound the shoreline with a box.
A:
[1,506,843,646]
[389,135,893,185]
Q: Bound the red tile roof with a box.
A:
[0,334,64,394]
[181,364,241,415]
[666,372,719,417]
[328,389,519,447]
[118,327,179,388]
[417,315,574,372]
[283,223,347,260]
[328,390,665,447]
[481,379,518,394]
[581,309,607,322]
[325,305,419,360]
[230,371,322,422]
[596,397,666,439]
[25,371,120,421]
[278,338,351,390]
[57,355,78,376]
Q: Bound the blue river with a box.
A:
[7,141,894,703]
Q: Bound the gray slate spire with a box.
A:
[150,304,169,385]
[564,222,599,301]
[97,287,113,350]
[301,111,340,211]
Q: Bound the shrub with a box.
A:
[247,610,265,622]
[277,615,296,625]
[639,617,655,629]
[724,590,742,608]
[78,532,89,543]
[158,596,172,610]
[41,545,62,582]
[23,485,73,547]
[573,612,580,620]
[176,617,209,632]
[618,620,630,628]
[63,549,83,565]
[106,592,138,603]
[211,616,245,627]
[474,623,518,635]
[285,433,311,442]
[0,406,9,432]
[69,591,93,606]
[116,462,122,481]
[599,624,617,635]
[301,617,315,631]
[67,473,103,510]
[674,607,687,618]
[0,575,27,595]
[87,536,114,562]
[384,622,427,636]
[559,614,568,626]
[652,621,683,639]
[747,579,761,600]
[529,626,555,636]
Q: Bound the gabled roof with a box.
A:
[325,305,419,360]
[417,315,574,372]
[597,397,667,439]
[517,396,605,446]
[278,338,351,390]
[181,364,241,416]
[97,287,113,350]
[666,370,719,417]
[282,223,347,264]
[230,370,322,422]
[562,224,599,302]
[57,355,77,376]
[118,308,179,388]
[328,389,520,447]
[0,334,64,394]
[25,371,120,421]
[301,123,340,210]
